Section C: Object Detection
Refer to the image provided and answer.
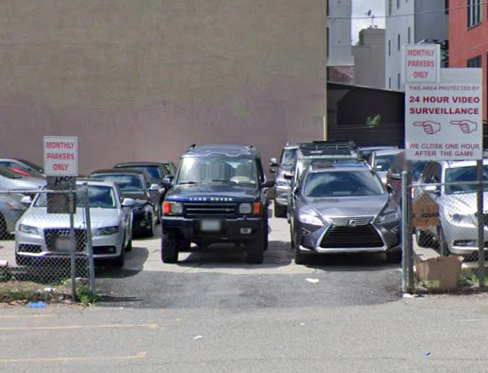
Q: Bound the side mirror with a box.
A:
[424,185,440,195]
[162,176,174,188]
[292,187,300,198]
[283,172,293,180]
[262,179,275,188]
[122,198,135,208]
[386,184,394,195]
[20,195,33,206]
[269,168,277,174]
[269,158,279,167]
[149,183,160,191]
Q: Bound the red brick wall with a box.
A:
[449,0,488,121]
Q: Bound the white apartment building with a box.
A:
[328,0,354,84]
[385,0,448,91]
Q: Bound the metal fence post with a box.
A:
[83,184,96,294]
[476,160,485,289]
[401,169,413,293]
[68,191,76,301]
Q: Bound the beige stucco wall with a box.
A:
[0,0,328,173]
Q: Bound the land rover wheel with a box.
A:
[162,233,179,263]
[247,236,264,264]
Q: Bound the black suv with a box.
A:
[161,144,274,264]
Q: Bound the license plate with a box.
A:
[200,220,221,232]
[55,237,74,252]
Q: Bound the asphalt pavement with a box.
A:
[3,214,488,372]
[95,213,402,308]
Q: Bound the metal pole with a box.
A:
[68,191,76,301]
[401,169,409,293]
[83,184,96,294]
[476,160,485,289]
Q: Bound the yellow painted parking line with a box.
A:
[0,315,54,320]
[0,323,158,332]
[0,351,146,364]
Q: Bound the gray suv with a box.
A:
[270,144,298,217]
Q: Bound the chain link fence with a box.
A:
[0,187,95,301]
[404,180,488,292]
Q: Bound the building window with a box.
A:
[388,40,391,56]
[389,78,392,89]
[408,27,411,44]
[397,73,401,90]
[467,0,481,28]
[397,34,401,51]
[397,0,400,9]
[467,55,482,67]
[445,0,449,14]
[388,0,392,15]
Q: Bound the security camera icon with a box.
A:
[451,120,477,134]
[413,121,441,135]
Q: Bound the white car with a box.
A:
[15,180,134,267]
[415,160,488,257]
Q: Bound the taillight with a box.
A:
[163,201,170,214]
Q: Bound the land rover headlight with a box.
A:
[239,203,253,214]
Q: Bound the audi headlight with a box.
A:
[18,224,39,235]
[239,203,252,214]
[96,226,120,236]
[298,213,323,226]
[378,209,399,223]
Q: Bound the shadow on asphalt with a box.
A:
[175,240,294,269]
[95,246,149,279]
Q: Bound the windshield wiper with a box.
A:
[211,179,236,184]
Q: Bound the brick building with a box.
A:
[449,0,488,121]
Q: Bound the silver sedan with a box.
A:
[15,180,134,267]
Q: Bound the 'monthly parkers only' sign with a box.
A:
[43,136,78,176]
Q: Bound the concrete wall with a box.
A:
[353,28,385,88]
[327,0,354,67]
[414,0,448,43]
[0,0,328,174]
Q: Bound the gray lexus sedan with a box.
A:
[289,161,401,264]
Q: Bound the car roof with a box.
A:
[114,162,164,167]
[90,168,148,176]
[75,178,117,187]
[183,144,261,158]
[283,144,299,150]
[371,149,403,156]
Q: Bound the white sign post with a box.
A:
[43,136,79,176]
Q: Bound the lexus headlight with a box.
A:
[18,224,39,235]
[378,209,399,223]
[96,226,120,236]
[239,203,252,214]
[298,213,323,226]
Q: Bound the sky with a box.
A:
[352,0,385,43]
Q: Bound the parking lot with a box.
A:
[89,211,401,309]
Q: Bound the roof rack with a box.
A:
[299,140,357,150]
